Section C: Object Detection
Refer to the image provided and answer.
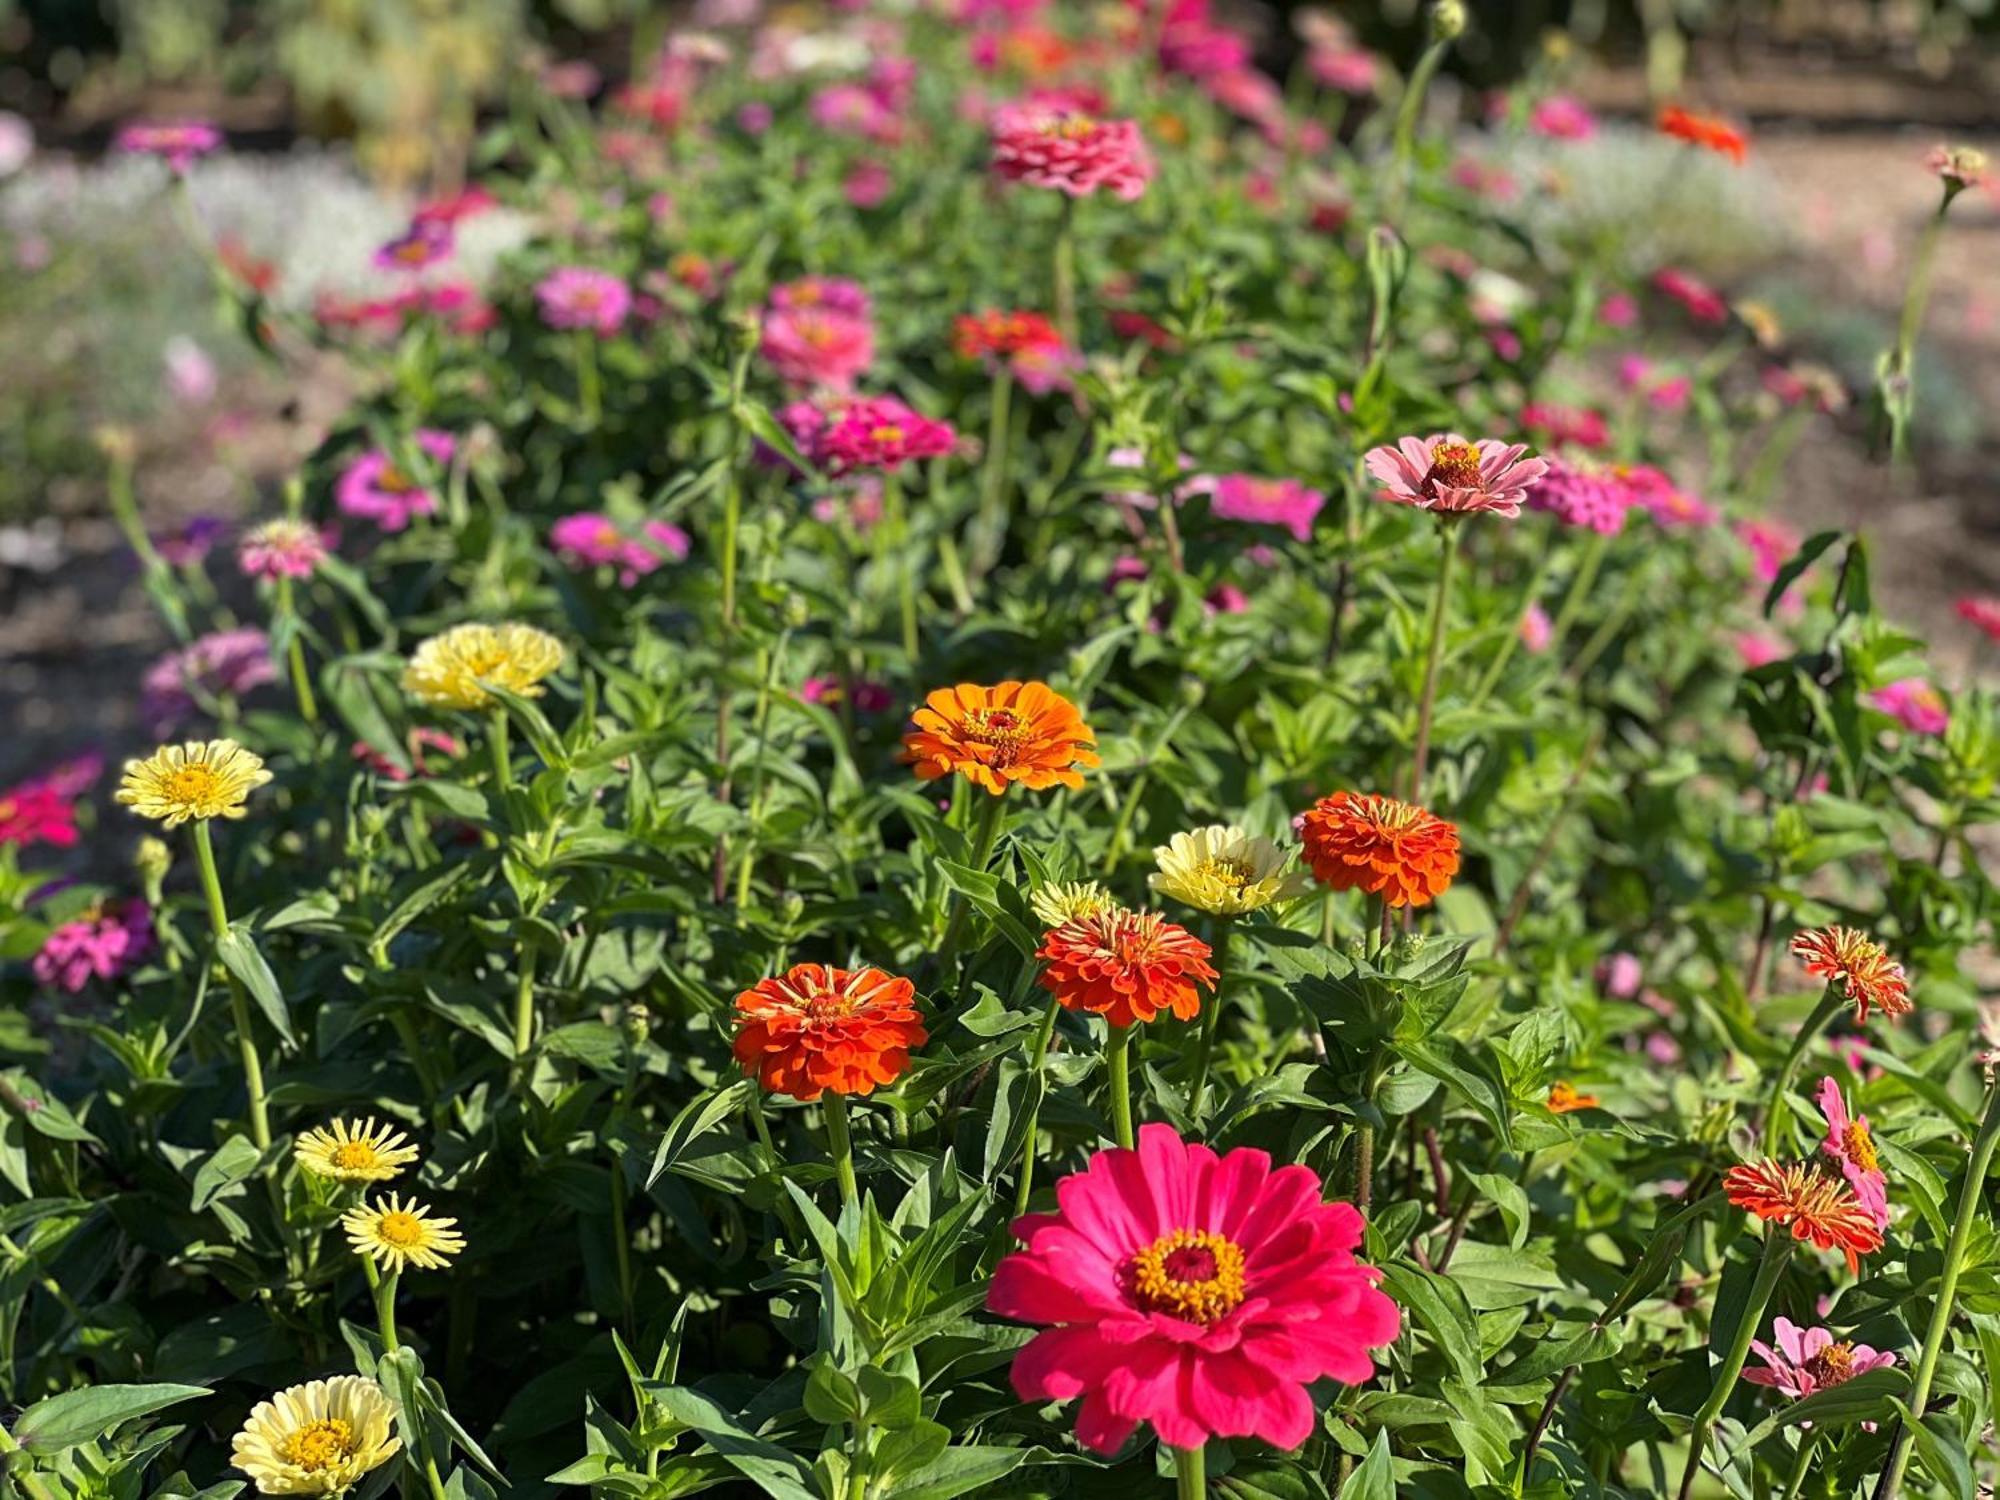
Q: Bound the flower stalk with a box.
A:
[1013,996,1063,1217]
[823,1092,860,1209]
[1407,519,1463,805]
[193,820,271,1151]
[1186,924,1232,1119]
[1105,1024,1136,1151]
[1761,983,1845,1157]
[1677,1229,1792,1500]
[1174,1443,1206,1498]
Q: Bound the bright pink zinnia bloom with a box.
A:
[550,513,690,586]
[1653,268,1729,325]
[336,431,456,532]
[1529,459,1630,536]
[1209,475,1324,543]
[115,121,222,173]
[988,1124,1399,1454]
[1955,596,2000,644]
[990,103,1153,201]
[1816,1077,1889,1229]
[1599,291,1639,328]
[817,396,957,475]
[800,676,895,714]
[536,266,632,334]
[0,775,81,850]
[1744,1316,1896,1405]
[760,292,875,391]
[1869,678,1948,736]
[1521,403,1608,450]
[1619,465,1714,529]
[1365,433,1549,518]
[33,899,154,993]
[1530,94,1596,140]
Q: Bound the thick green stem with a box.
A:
[1876,1078,2000,1500]
[823,1093,860,1209]
[489,707,512,797]
[1779,1430,1820,1500]
[512,946,541,1059]
[1175,1442,1206,1498]
[1407,520,1462,805]
[1761,985,1845,1157]
[1013,997,1063,1217]
[1677,1231,1792,1500]
[362,1256,401,1353]
[1187,924,1232,1118]
[1106,1024,1136,1150]
[0,1422,64,1500]
[194,821,270,1151]
[276,578,318,725]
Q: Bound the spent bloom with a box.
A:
[1816,1077,1889,1230]
[115,120,223,173]
[902,681,1099,795]
[1036,908,1217,1027]
[231,1376,401,1496]
[116,739,271,827]
[987,1124,1399,1453]
[1723,1159,1884,1273]
[550,514,690,586]
[732,963,927,1101]
[1209,475,1325,543]
[238,519,327,581]
[1791,926,1911,1024]
[402,623,565,712]
[1869,678,1948,737]
[990,102,1154,200]
[1150,825,1310,916]
[141,629,277,733]
[1745,1317,1897,1405]
[1030,880,1117,928]
[294,1118,420,1184]
[343,1195,465,1273]
[1365,434,1549,518]
[32,899,153,993]
[535,266,632,334]
[1656,105,1748,162]
[335,431,455,532]
[1299,792,1461,909]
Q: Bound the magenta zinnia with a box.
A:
[989,1124,1399,1453]
[1364,433,1549,517]
[990,102,1153,201]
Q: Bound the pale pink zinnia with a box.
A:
[1744,1316,1896,1407]
[238,518,327,581]
[1869,678,1948,736]
[336,431,456,532]
[550,513,691,586]
[141,629,276,732]
[988,1124,1399,1453]
[1208,474,1324,543]
[1530,95,1596,141]
[1365,433,1549,518]
[115,120,222,173]
[1816,1077,1889,1229]
[536,266,632,334]
[990,103,1153,201]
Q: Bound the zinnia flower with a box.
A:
[1036,908,1217,1027]
[1744,1317,1897,1407]
[335,431,455,532]
[1927,145,1988,193]
[231,1376,401,1495]
[295,1118,421,1184]
[988,1124,1399,1452]
[0,775,81,850]
[732,963,927,1101]
[1868,678,1948,736]
[953,309,1078,392]
[1530,95,1596,141]
[116,739,271,827]
[142,628,277,732]
[1150,825,1309,916]
[372,221,454,273]
[1816,1077,1888,1229]
[342,1194,465,1273]
[1298,792,1460,909]
[1030,880,1117,927]
[1364,433,1549,518]
[761,281,876,391]
[238,519,327,581]
[1656,105,1748,162]
[1208,475,1325,543]
[1520,602,1553,652]
[1723,1160,1885,1273]
[818,396,958,475]
[535,266,632,334]
[1546,1081,1598,1114]
[901,681,1099,795]
[1653,268,1729,324]
[550,514,690,586]
[32,898,153,993]
[115,120,223,172]
[1955,596,2000,644]
[990,102,1154,200]
[402,623,565,711]
[1791,926,1911,1024]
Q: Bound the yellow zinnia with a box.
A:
[401,622,564,711]
[231,1375,401,1496]
[294,1118,420,1184]
[1148,824,1311,917]
[1030,880,1117,929]
[342,1194,465,1273]
[115,739,272,828]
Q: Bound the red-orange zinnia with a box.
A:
[1723,1159,1884,1273]
[1656,105,1749,163]
[1298,791,1460,909]
[1789,926,1911,1024]
[732,963,928,1102]
[1546,1081,1599,1114]
[901,681,1099,795]
[1036,909,1218,1028]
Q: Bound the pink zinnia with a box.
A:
[335,430,455,532]
[844,159,893,209]
[536,266,632,334]
[1736,519,1799,584]
[32,899,154,993]
[353,727,464,782]
[1869,678,1948,736]
[1530,94,1596,141]
[990,103,1153,201]
[988,1124,1399,1454]
[1816,1077,1889,1229]
[1744,1316,1897,1406]
[1736,632,1788,670]
[1528,459,1630,536]
[550,513,691,586]
[1520,602,1553,653]
[1955,596,2000,644]
[800,676,895,714]
[141,629,276,732]
[0,774,82,850]
[1365,433,1549,518]
[1309,47,1378,95]
[1520,403,1608,450]
[1619,464,1715,529]
[115,120,222,173]
[1653,268,1729,325]
[760,295,875,391]
[238,518,327,581]
[1209,475,1324,543]
[373,221,454,273]
[1599,952,1643,999]
[817,396,957,476]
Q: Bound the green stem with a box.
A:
[489,707,512,797]
[933,791,1008,970]
[1187,924,1231,1119]
[1389,32,1453,212]
[276,577,318,725]
[512,946,540,1059]
[1779,1430,1820,1500]
[0,1423,64,1500]
[361,1256,401,1352]
[1053,197,1078,348]
[1877,1077,2000,1500]
[1407,520,1462,805]
[1175,1442,1206,1498]
[1469,545,1556,708]
[973,367,1014,576]
[1545,530,1610,661]
[882,473,919,665]
[609,1151,635,1331]
[823,1093,860,1209]
[575,330,602,428]
[424,1457,450,1500]
[1761,985,1845,1157]
[1105,1024,1136,1150]
[1677,1231,1792,1500]
[1013,997,1063,1218]
[193,821,270,1151]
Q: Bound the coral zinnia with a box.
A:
[1790,926,1912,1024]
[988,1124,1399,1453]
[1364,433,1549,517]
[901,681,1099,795]
[1298,792,1460,909]
[1723,1159,1885,1273]
[1816,1077,1889,1229]
[990,103,1154,200]
[1150,825,1309,916]
[1036,909,1217,1027]
[1745,1317,1897,1405]
[117,739,271,827]
[1656,105,1749,163]
[231,1376,401,1496]
[402,623,565,711]
[731,963,927,1101]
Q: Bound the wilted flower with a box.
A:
[342,1195,465,1273]
[231,1376,401,1495]
[115,120,223,173]
[116,739,271,827]
[902,681,1098,795]
[550,514,690,586]
[1036,908,1217,1026]
[402,623,565,712]
[1816,1078,1888,1229]
[142,630,277,732]
[1790,926,1910,1024]
[1365,434,1548,518]
[535,266,632,334]
[335,431,456,532]
[1868,678,1947,736]
[295,1118,421,1184]
[1299,792,1461,908]
[32,898,153,993]
[1150,825,1309,915]
[732,963,927,1100]
[238,519,327,581]
[990,102,1154,200]
[1744,1317,1897,1407]
[1656,105,1748,162]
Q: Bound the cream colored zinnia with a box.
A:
[401,622,564,711]
[1149,824,1310,916]
[115,739,272,827]
[232,1375,401,1495]
[342,1194,465,1273]
[1030,879,1117,929]
[294,1118,420,1184]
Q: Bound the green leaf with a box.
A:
[647,1080,754,1188]
[1733,1367,1907,1452]
[878,1445,1032,1500]
[191,1135,263,1212]
[1376,1262,1482,1389]
[1338,1429,1395,1500]
[217,926,296,1048]
[640,1385,818,1500]
[1892,1399,1973,1500]
[13,1383,211,1451]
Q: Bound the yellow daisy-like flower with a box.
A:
[401,622,565,711]
[342,1194,465,1274]
[1030,880,1117,929]
[115,739,272,828]
[294,1118,420,1184]
[231,1375,401,1496]
[1148,824,1311,917]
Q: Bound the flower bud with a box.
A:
[1430,0,1467,41]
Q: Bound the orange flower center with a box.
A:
[1424,441,1484,491]
[377,465,417,495]
[282,1418,355,1472]
[962,706,1029,766]
[799,984,857,1021]
[329,1141,381,1171]
[1124,1229,1246,1324]
[374,1211,426,1248]
[1843,1121,1879,1173]
[1801,1342,1856,1386]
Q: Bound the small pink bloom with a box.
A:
[336,431,455,532]
[1365,433,1550,518]
[141,629,276,732]
[373,221,455,273]
[1868,678,1948,736]
[1816,1077,1889,1229]
[990,102,1153,201]
[844,159,893,208]
[1208,474,1324,543]
[550,513,690,586]
[1519,602,1553,653]
[1310,47,1377,95]
[1599,952,1644,999]
[536,266,632,334]
[163,337,217,405]
[800,676,894,714]
[1520,403,1608,450]
[1599,291,1639,328]
[1744,1316,1897,1410]
[1620,465,1714,529]
[1955,596,2000,644]
[1736,519,1799,584]
[32,899,154,993]
[736,102,775,134]
[238,518,328,581]
[413,187,497,227]
[1735,632,1788,669]
[1530,95,1596,141]
[115,120,222,173]
[810,84,901,143]
[1205,583,1250,616]
[1652,268,1728,325]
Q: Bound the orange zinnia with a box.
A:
[1298,792,1460,909]
[1789,926,1911,1025]
[1546,1081,1598,1114]
[1656,105,1749,163]
[901,681,1099,796]
[732,963,928,1102]
[1036,909,1217,1028]
[1723,1159,1884,1273]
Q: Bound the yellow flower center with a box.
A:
[162,764,223,806]
[1843,1121,1879,1174]
[1801,1342,1856,1386]
[1124,1229,1246,1325]
[374,1211,427,1248]
[1049,115,1099,139]
[869,424,906,445]
[1191,855,1257,893]
[799,985,854,1021]
[1424,441,1484,491]
[282,1418,355,1472]
[963,707,1029,767]
[377,465,417,495]
[329,1142,381,1171]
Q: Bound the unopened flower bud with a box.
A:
[1430,0,1467,41]
[135,836,172,899]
